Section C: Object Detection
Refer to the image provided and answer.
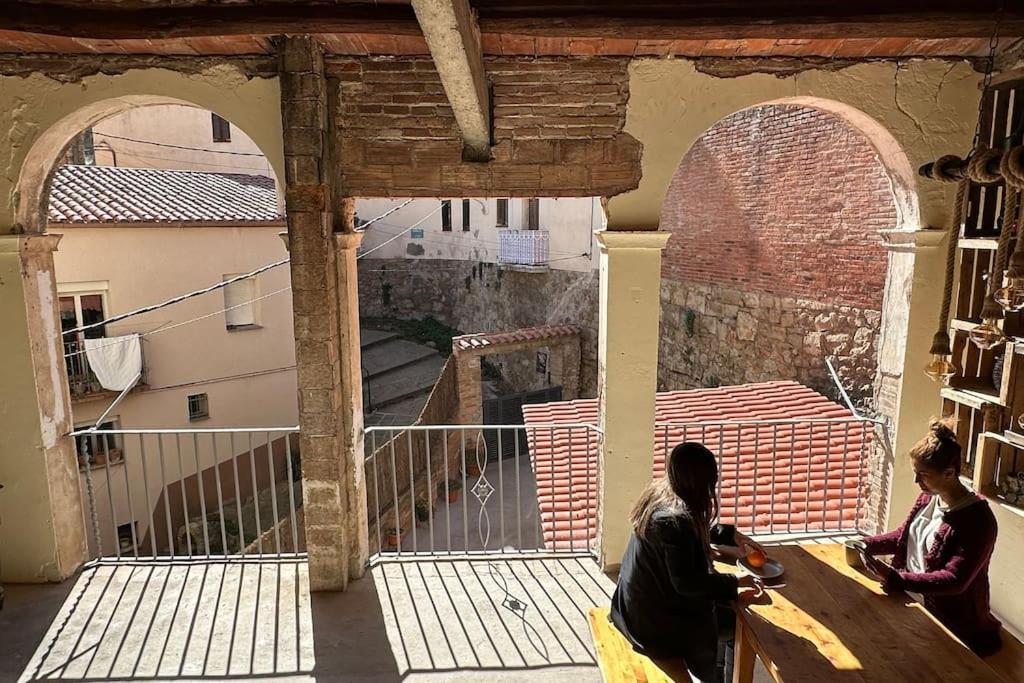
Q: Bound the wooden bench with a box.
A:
[587,607,686,682]
[985,627,1024,683]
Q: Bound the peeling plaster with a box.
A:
[36,266,62,449]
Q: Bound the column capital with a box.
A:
[595,230,671,252]
[0,232,62,255]
[879,228,946,253]
[334,231,365,251]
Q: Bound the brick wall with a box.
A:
[661,104,893,309]
[659,104,896,404]
[329,57,641,197]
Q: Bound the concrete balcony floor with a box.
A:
[2,556,615,682]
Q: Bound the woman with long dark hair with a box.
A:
[610,442,764,682]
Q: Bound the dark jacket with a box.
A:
[864,492,1001,656]
[610,507,738,675]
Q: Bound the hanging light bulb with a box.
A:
[923,353,956,383]
[969,318,1005,350]
[994,277,1024,311]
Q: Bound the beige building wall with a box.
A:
[356,196,601,273]
[54,224,297,555]
[91,103,275,178]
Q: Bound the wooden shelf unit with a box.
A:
[942,76,1024,481]
[974,432,1024,512]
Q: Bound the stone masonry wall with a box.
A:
[358,259,599,396]
[659,104,896,406]
[660,280,881,401]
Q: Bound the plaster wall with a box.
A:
[356,196,600,273]
[91,103,276,178]
[53,224,295,392]
[54,223,298,556]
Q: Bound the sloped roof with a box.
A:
[48,164,282,225]
[453,324,581,354]
[522,380,872,551]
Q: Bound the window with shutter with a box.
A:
[496,198,508,227]
[526,198,540,230]
[462,199,471,231]
[223,275,258,329]
[441,200,452,231]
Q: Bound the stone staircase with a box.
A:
[361,329,446,427]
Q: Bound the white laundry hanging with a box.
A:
[84,334,142,392]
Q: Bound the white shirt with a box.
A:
[906,495,946,574]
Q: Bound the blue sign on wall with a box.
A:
[410,228,425,239]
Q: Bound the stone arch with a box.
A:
[7,67,284,233]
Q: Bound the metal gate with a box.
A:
[482,385,562,459]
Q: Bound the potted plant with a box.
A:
[464,451,482,478]
[414,500,431,526]
[439,478,463,504]
[384,527,405,548]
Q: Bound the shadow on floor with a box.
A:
[4,556,613,682]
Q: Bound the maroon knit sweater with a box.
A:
[864,492,1002,656]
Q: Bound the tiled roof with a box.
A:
[48,164,282,225]
[521,381,871,551]
[452,324,581,353]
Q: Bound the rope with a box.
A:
[1003,146,1024,279]
[967,145,1004,185]
[931,180,969,355]
[980,176,1019,320]
[932,154,966,184]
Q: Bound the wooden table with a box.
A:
[717,544,1002,683]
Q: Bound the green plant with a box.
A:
[703,375,721,389]
[439,478,463,497]
[481,359,504,383]
[414,500,431,523]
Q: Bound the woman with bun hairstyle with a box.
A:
[861,418,1002,656]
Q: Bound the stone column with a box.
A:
[595,230,671,570]
[280,35,366,590]
[551,339,582,400]
[0,233,87,582]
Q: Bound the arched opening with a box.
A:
[26,100,295,559]
[657,98,918,531]
[15,94,284,233]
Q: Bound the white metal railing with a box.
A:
[654,418,872,537]
[64,338,104,398]
[71,426,302,561]
[364,423,600,560]
[498,229,549,267]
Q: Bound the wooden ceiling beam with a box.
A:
[411,0,490,161]
[476,12,1024,41]
[0,3,421,39]
[1,3,1021,43]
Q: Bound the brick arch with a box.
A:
[658,102,900,401]
[661,103,895,309]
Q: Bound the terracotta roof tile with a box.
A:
[48,165,282,225]
[521,381,872,551]
[452,324,581,353]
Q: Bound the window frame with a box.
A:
[525,198,540,230]
[441,200,452,232]
[496,198,509,227]
[462,199,471,231]
[222,274,260,331]
[211,113,232,143]
[187,393,210,422]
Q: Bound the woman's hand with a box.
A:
[862,552,894,583]
[737,574,766,604]
[735,531,767,559]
